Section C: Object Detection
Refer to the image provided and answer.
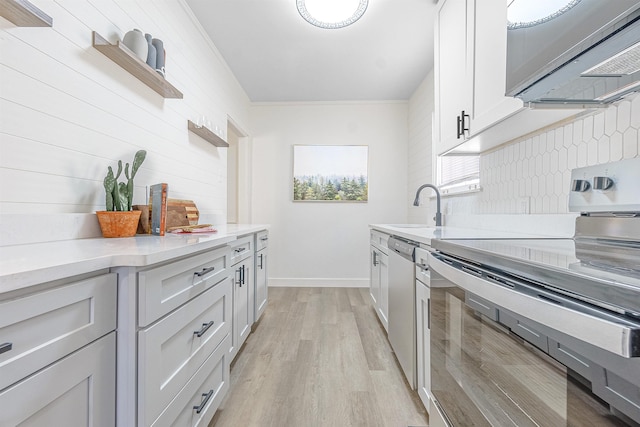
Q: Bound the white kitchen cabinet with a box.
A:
[435,0,578,155]
[370,230,389,331]
[0,271,117,426]
[229,235,254,360]
[137,277,232,427]
[116,245,233,427]
[152,334,230,427]
[434,0,473,148]
[255,231,269,321]
[416,271,431,412]
[0,332,116,427]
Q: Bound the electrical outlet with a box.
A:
[518,197,530,214]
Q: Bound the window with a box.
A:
[437,154,480,195]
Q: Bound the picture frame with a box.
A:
[292,145,368,202]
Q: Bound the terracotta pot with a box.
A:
[96,210,142,238]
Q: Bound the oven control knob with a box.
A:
[571,179,591,192]
[593,176,614,191]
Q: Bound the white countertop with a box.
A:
[0,224,268,294]
[369,224,553,246]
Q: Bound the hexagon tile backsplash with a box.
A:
[453,93,640,216]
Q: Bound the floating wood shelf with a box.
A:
[92,31,183,99]
[188,120,229,147]
[0,0,52,27]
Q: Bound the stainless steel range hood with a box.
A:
[506,0,640,107]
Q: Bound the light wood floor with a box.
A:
[210,287,429,427]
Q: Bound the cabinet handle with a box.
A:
[193,389,214,414]
[194,321,214,338]
[236,266,243,287]
[460,110,469,135]
[0,342,12,355]
[456,114,462,139]
[234,247,247,253]
[260,236,268,241]
[194,266,215,277]
[258,253,264,269]
[427,298,431,330]
[373,251,378,266]
[241,265,246,285]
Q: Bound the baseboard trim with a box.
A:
[269,278,368,288]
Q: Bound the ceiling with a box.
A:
[185,0,437,102]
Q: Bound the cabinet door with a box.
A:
[435,0,473,150]
[0,333,116,427]
[378,252,389,332]
[470,0,522,134]
[255,248,268,321]
[416,280,431,411]
[369,247,381,308]
[231,257,253,360]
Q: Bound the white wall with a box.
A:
[407,72,640,236]
[0,0,250,235]
[250,102,409,287]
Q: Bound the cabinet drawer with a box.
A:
[256,230,269,251]
[0,332,115,426]
[138,246,230,326]
[138,278,232,427]
[370,230,389,253]
[151,334,231,427]
[0,273,116,391]
[230,235,252,264]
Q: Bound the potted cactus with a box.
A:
[96,150,147,237]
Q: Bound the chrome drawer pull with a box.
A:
[193,389,214,414]
[193,321,214,338]
[260,236,268,241]
[234,247,247,253]
[0,342,12,355]
[194,266,215,277]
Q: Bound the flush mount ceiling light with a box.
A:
[296,0,368,29]
[507,0,581,29]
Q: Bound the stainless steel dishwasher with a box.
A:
[387,235,419,389]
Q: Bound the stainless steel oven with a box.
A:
[427,158,640,427]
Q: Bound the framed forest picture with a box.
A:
[292,145,368,202]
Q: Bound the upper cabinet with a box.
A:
[434,0,582,155]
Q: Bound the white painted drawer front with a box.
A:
[138,246,229,326]
[138,278,232,427]
[0,332,116,426]
[255,230,268,251]
[229,235,252,265]
[151,334,230,427]
[0,273,116,391]
[370,230,389,252]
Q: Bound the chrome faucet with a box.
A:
[413,184,442,226]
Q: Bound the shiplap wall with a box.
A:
[0,0,250,222]
[407,70,435,225]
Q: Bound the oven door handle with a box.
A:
[428,253,640,358]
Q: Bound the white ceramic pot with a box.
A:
[122,29,148,62]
